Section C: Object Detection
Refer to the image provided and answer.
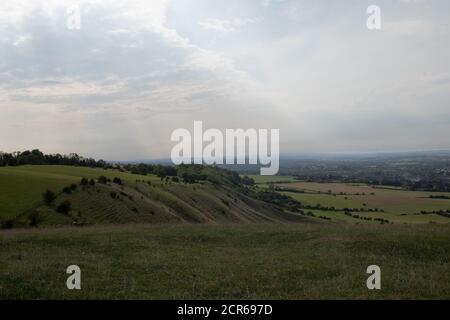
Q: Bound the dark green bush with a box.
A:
[56,200,72,215]
[113,177,123,185]
[28,211,42,227]
[63,186,72,194]
[43,189,56,205]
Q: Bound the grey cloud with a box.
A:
[1,0,449,159]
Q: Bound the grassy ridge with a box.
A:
[37,181,306,226]
[1,165,310,227]
[1,223,449,299]
[0,166,152,220]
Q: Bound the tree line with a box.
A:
[0,149,256,186]
[0,149,109,168]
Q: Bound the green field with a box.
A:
[247,175,298,184]
[271,181,450,224]
[1,223,449,299]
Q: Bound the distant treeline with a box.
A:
[0,149,255,186]
[0,149,109,168]
[429,195,450,200]
[292,175,450,193]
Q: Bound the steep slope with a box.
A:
[1,165,317,227]
[31,180,312,226]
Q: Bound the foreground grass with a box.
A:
[1,223,449,299]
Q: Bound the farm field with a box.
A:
[247,175,299,184]
[1,223,449,299]
[255,178,450,224]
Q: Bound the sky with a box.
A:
[0,0,449,160]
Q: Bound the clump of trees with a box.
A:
[79,177,96,187]
[62,184,78,194]
[43,189,72,215]
[241,176,255,186]
[255,190,304,213]
[122,163,178,177]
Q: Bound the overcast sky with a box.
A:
[1,0,449,160]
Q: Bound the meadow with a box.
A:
[1,223,449,299]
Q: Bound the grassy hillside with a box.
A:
[0,165,152,220]
[0,165,311,227]
[1,223,449,299]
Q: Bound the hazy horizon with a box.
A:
[1,0,450,160]
[4,147,450,163]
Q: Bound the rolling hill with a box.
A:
[0,165,314,228]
